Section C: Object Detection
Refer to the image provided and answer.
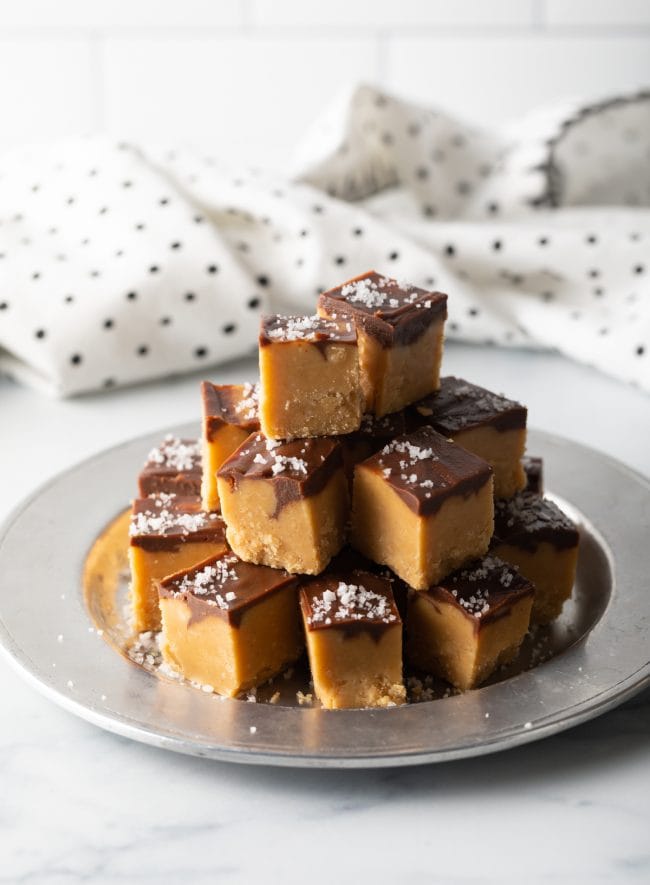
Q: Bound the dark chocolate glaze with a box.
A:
[138,436,202,497]
[340,410,408,479]
[327,548,409,621]
[299,568,401,642]
[318,270,447,348]
[217,433,345,519]
[416,554,534,629]
[129,495,226,552]
[360,426,492,516]
[522,456,543,495]
[158,551,297,628]
[492,492,579,553]
[411,376,527,435]
[259,315,356,359]
[201,381,260,442]
[138,472,202,497]
[348,410,407,449]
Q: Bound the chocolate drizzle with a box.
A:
[318,270,447,348]
[299,568,401,641]
[129,495,226,552]
[421,555,534,627]
[411,376,527,435]
[492,492,579,553]
[201,381,260,441]
[361,426,492,516]
[217,433,345,518]
[158,552,297,628]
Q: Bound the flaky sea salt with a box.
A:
[265,315,350,342]
[130,502,218,538]
[146,435,200,471]
[270,455,307,476]
[308,580,397,626]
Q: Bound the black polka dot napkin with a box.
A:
[0,85,648,396]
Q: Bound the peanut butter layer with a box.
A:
[318,271,447,416]
[491,492,579,625]
[406,555,534,691]
[217,433,349,574]
[202,381,260,441]
[128,494,227,632]
[201,381,260,511]
[365,426,493,516]
[258,314,362,440]
[217,433,344,517]
[411,376,527,435]
[300,569,405,709]
[318,270,447,348]
[351,428,494,589]
[410,377,527,498]
[423,555,535,627]
[158,551,297,627]
[138,436,202,497]
[158,552,302,696]
[522,456,543,494]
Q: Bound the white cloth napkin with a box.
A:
[0,84,648,397]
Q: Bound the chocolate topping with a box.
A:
[217,433,345,518]
[326,549,409,620]
[412,376,527,435]
[201,381,260,442]
[422,555,534,626]
[351,410,407,447]
[492,492,579,553]
[362,426,492,516]
[129,494,225,552]
[522,456,543,495]
[300,568,401,640]
[259,314,356,349]
[138,435,202,497]
[158,551,296,628]
[340,410,408,474]
[318,270,447,348]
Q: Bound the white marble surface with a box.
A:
[1,343,649,885]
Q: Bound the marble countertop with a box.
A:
[1,343,649,885]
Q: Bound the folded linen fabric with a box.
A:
[0,84,648,396]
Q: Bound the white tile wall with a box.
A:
[103,37,378,166]
[0,1,649,167]
[545,0,650,28]
[0,0,243,29]
[249,0,536,29]
[388,36,650,127]
[0,39,97,144]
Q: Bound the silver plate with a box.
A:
[0,425,648,768]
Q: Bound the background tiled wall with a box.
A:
[1,0,649,168]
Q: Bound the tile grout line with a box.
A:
[0,24,650,39]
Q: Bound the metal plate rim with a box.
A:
[1,424,648,769]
